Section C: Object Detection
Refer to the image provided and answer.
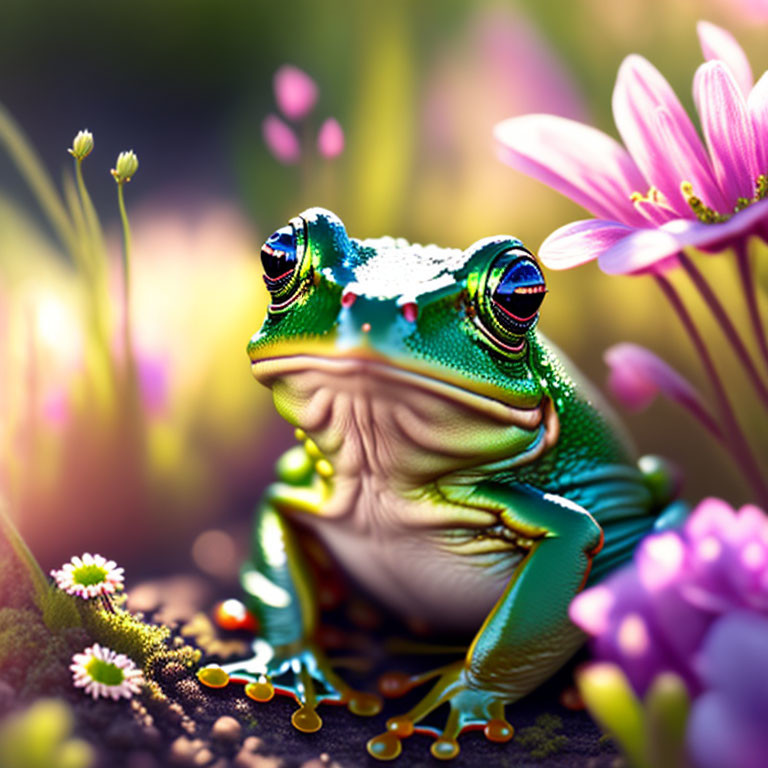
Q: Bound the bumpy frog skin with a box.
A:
[199,208,683,760]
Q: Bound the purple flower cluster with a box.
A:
[571,498,768,694]
[570,498,768,768]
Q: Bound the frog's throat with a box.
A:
[251,354,559,457]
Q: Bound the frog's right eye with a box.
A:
[260,219,307,308]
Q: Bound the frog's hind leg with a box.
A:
[367,483,602,761]
[198,498,382,730]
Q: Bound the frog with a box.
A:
[198,208,684,761]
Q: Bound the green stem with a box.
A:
[735,239,768,375]
[655,273,768,507]
[74,157,106,272]
[0,499,48,602]
[117,181,133,362]
[678,252,768,409]
[0,102,76,258]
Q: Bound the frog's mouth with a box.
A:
[250,353,559,477]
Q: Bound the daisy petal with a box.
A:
[697,21,753,97]
[494,114,647,226]
[613,55,725,215]
[694,61,759,204]
[538,219,636,270]
[747,71,768,173]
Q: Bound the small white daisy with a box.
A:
[51,553,124,599]
[70,643,144,700]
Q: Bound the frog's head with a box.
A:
[248,208,559,482]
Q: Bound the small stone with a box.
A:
[211,716,242,742]
[242,736,264,753]
[170,736,205,765]
[194,748,215,766]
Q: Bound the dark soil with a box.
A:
[72,576,620,768]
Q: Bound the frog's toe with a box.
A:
[367,662,513,761]
[197,664,231,689]
[197,640,381,733]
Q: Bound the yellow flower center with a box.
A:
[72,564,108,586]
[681,175,768,224]
[630,175,768,224]
[85,657,125,686]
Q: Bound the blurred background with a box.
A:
[1,0,766,581]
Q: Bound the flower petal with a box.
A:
[694,60,759,205]
[613,55,725,215]
[747,70,768,174]
[538,219,636,270]
[494,114,647,226]
[598,199,768,273]
[697,21,753,97]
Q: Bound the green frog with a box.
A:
[198,208,682,761]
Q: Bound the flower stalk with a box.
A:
[111,151,138,369]
[655,273,768,507]
[677,251,768,409]
[735,239,768,374]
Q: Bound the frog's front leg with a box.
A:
[198,469,381,731]
[368,483,602,761]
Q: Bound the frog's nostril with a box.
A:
[401,302,418,323]
[341,291,357,308]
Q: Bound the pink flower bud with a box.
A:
[274,65,318,121]
[317,117,345,159]
[262,114,301,165]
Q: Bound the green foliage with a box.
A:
[38,585,82,632]
[79,602,201,684]
[0,699,93,768]
[517,713,568,759]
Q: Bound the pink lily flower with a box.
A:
[494,21,768,275]
[496,22,768,507]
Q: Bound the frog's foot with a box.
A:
[368,661,513,761]
[197,639,382,732]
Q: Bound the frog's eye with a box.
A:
[260,219,307,307]
[473,247,546,351]
[489,251,547,335]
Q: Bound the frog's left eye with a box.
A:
[474,248,546,351]
[489,252,547,335]
[260,219,307,307]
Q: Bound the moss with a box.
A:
[517,713,569,759]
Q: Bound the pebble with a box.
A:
[194,748,215,766]
[242,736,264,753]
[169,736,206,765]
[211,715,243,742]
